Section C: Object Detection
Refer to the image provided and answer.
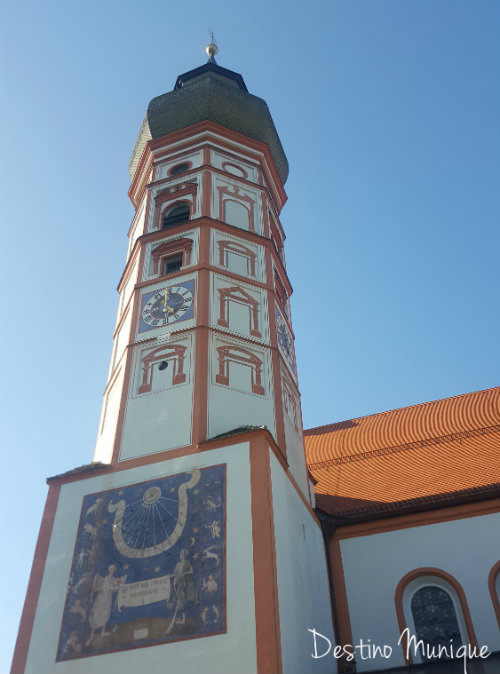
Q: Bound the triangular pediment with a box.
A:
[222,286,256,304]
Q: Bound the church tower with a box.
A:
[12,46,334,674]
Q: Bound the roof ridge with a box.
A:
[304,386,500,434]
[306,424,500,471]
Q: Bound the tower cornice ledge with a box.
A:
[128,121,288,210]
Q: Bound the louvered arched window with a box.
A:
[162,203,190,230]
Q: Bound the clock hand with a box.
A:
[163,288,169,314]
[162,288,177,316]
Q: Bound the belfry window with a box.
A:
[152,238,193,276]
[162,203,190,230]
[411,586,462,659]
[163,254,183,275]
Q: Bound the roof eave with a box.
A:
[316,483,500,525]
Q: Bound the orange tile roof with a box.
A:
[304,387,500,518]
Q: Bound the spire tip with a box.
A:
[206,30,218,63]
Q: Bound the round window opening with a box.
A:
[221,162,247,178]
[169,162,190,176]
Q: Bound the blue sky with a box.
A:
[1,1,498,670]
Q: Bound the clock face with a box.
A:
[140,281,194,332]
[276,308,296,374]
[277,320,292,357]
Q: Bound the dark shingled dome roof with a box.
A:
[129,62,289,184]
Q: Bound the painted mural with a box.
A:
[57,465,225,661]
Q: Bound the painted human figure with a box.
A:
[166,549,195,634]
[85,497,104,518]
[202,574,217,593]
[61,630,82,657]
[76,549,87,568]
[70,599,86,621]
[85,564,126,646]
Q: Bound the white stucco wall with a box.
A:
[119,334,194,460]
[211,273,269,345]
[208,333,276,440]
[340,512,500,672]
[155,149,203,181]
[211,229,265,283]
[127,200,146,260]
[117,258,138,324]
[282,405,308,499]
[25,445,257,674]
[212,176,263,235]
[111,305,132,373]
[270,452,335,674]
[93,367,124,464]
[211,150,258,183]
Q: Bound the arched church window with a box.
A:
[162,203,190,230]
[395,568,477,666]
[488,561,500,627]
[411,586,462,659]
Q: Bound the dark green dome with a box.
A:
[129,62,288,184]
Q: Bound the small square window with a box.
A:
[163,254,183,275]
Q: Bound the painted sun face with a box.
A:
[142,487,161,505]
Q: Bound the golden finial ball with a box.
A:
[206,43,219,58]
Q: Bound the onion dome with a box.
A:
[129,48,288,184]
